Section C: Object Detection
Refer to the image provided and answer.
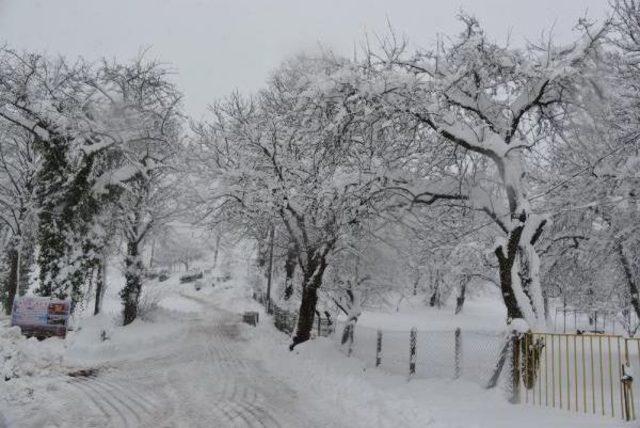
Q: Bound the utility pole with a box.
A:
[266,225,274,314]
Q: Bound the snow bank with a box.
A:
[65,309,186,365]
[240,313,624,428]
[0,325,66,382]
[244,321,443,428]
[208,278,623,428]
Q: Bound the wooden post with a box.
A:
[409,327,417,377]
[376,329,382,367]
[510,331,521,404]
[454,328,462,379]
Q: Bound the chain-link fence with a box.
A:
[332,321,507,386]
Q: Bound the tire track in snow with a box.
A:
[200,312,293,428]
[72,378,144,425]
[17,293,317,427]
[62,377,128,427]
[59,370,168,428]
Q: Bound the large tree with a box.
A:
[366,16,606,329]
[196,55,407,347]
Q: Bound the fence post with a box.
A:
[454,328,462,379]
[510,330,522,404]
[409,327,417,378]
[376,329,382,367]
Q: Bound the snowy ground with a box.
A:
[0,274,630,428]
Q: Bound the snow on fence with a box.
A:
[332,321,507,386]
[334,323,640,421]
[553,307,640,336]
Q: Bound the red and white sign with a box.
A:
[11,296,71,338]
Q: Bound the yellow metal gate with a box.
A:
[520,332,638,421]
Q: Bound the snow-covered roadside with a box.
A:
[244,316,625,428]
[0,277,630,428]
[207,285,627,428]
[247,324,443,427]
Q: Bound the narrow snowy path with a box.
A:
[8,294,330,428]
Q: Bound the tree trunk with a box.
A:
[429,287,440,307]
[283,243,297,300]
[429,272,441,308]
[290,255,327,350]
[149,239,156,269]
[495,227,525,322]
[618,242,640,320]
[122,239,143,326]
[94,254,107,315]
[486,333,512,389]
[3,248,19,315]
[265,226,274,313]
[212,234,221,268]
[455,278,467,315]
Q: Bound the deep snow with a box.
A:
[0,273,629,427]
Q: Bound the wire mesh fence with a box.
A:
[332,323,640,422]
[332,321,507,386]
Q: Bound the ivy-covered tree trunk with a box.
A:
[94,254,107,316]
[122,238,143,325]
[35,134,103,304]
[283,242,298,300]
[290,253,328,350]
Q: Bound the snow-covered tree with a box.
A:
[0,125,39,313]
[196,55,411,347]
[364,16,606,329]
[90,59,184,325]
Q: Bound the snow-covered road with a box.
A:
[5,294,331,428]
[3,285,628,428]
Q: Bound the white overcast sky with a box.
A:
[0,0,610,117]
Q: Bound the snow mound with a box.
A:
[0,326,65,381]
